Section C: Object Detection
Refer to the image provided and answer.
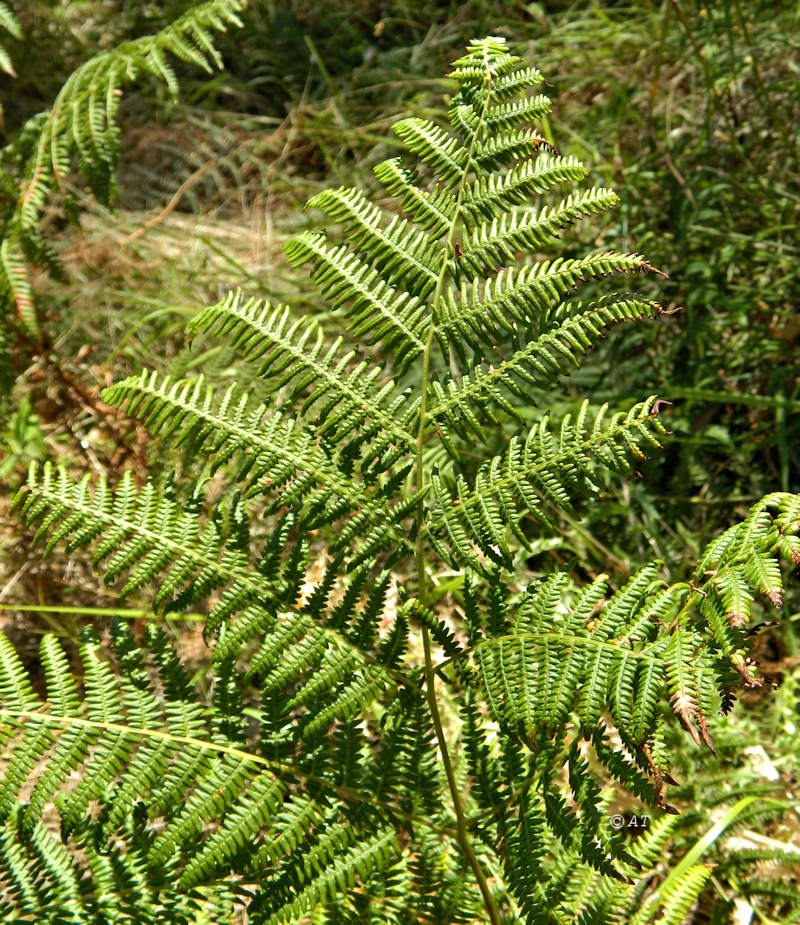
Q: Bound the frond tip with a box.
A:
[0,0,246,338]
[0,1,22,77]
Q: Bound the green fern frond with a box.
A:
[0,0,245,337]
[452,191,627,281]
[391,118,468,189]
[187,289,418,469]
[253,821,400,924]
[436,250,655,360]
[14,465,258,617]
[306,187,444,299]
[472,129,555,170]
[474,565,669,743]
[0,234,36,336]
[429,297,663,440]
[690,491,800,684]
[429,399,668,568]
[650,863,713,925]
[4,32,800,925]
[460,153,589,220]
[103,371,361,510]
[372,157,455,236]
[0,2,21,77]
[0,624,427,922]
[448,38,533,85]
[284,231,430,374]
[102,369,419,564]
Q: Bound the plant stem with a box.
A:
[412,49,502,925]
[414,312,502,925]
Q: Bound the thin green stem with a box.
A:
[0,603,205,621]
[412,51,502,925]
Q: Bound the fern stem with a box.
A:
[416,340,502,924]
[420,630,502,923]
[413,49,502,925]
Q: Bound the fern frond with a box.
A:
[391,118,467,189]
[0,0,245,336]
[5,32,800,925]
[102,371,410,550]
[476,132,554,171]
[306,187,444,299]
[0,624,428,921]
[429,398,668,568]
[372,157,455,236]
[648,864,713,925]
[14,465,259,618]
[453,192,626,281]
[430,297,663,440]
[0,1,21,77]
[475,566,666,742]
[448,38,529,84]
[284,231,430,373]
[252,819,399,924]
[104,369,420,569]
[482,95,554,135]
[436,250,655,359]
[690,491,800,684]
[461,153,589,220]
[187,290,418,471]
[0,234,36,335]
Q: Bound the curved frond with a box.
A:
[453,191,624,281]
[13,465,260,619]
[372,157,455,236]
[0,626,418,922]
[103,369,420,566]
[306,187,444,298]
[391,118,467,189]
[0,1,21,77]
[284,231,430,374]
[475,566,669,743]
[104,372,348,500]
[429,398,669,569]
[430,297,664,441]
[461,153,589,221]
[187,289,418,473]
[0,0,245,336]
[436,250,656,360]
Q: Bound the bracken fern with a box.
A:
[0,0,245,351]
[2,35,799,924]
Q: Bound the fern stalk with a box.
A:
[411,41,504,925]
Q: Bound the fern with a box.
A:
[2,34,799,925]
[0,0,245,340]
[0,1,20,77]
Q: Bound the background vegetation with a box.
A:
[1,1,798,921]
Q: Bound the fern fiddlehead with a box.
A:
[2,33,799,925]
